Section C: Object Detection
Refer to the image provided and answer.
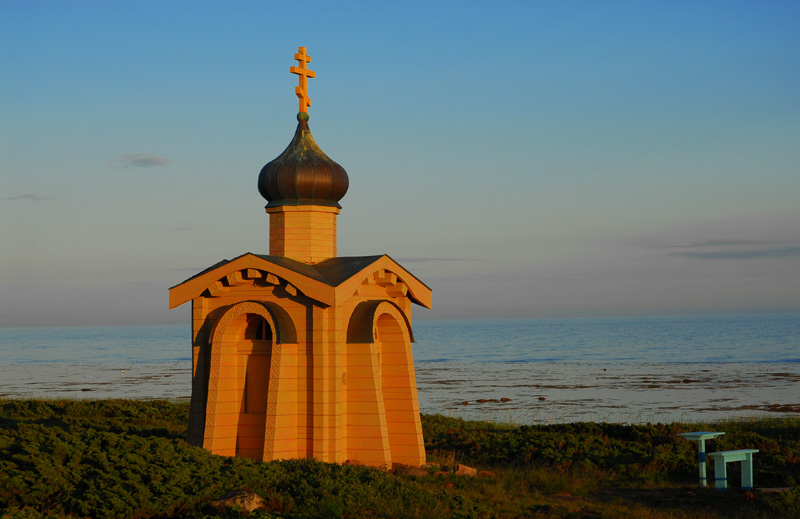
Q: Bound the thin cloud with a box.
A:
[680,239,794,248]
[110,153,172,169]
[0,193,48,202]
[670,241,800,260]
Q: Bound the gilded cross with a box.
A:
[290,46,315,113]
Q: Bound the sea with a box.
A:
[1,313,798,425]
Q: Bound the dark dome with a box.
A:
[258,115,349,208]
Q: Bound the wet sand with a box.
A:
[0,362,191,401]
[1,361,798,424]
[416,362,800,424]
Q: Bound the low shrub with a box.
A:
[1,399,798,518]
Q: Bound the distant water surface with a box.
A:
[0,324,191,364]
[1,313,798,424]
[412,314,800,364]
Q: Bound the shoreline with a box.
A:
[2,360,798,425]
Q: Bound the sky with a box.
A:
[1,1,799,327]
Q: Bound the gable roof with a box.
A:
[169,253,431,310]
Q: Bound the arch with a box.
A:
[346,300,414,343]
[345,300,424,466]
[373,308,422,465]
[204,301,295,460]
[210,300,296,345]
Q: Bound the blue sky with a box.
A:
[1,1,798,326]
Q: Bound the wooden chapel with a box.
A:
[169,47,431,467]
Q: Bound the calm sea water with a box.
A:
[1,313,798,424]
[413,314,800,364]
[2,313,797,365]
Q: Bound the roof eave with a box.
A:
[168,253,335,309]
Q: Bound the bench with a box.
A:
[707,449,759,490]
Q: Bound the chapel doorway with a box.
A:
[235,314,272,460]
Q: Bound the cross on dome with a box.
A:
[290,46,315,113]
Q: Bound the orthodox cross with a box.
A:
[290,46,315,113]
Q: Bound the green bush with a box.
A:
[2,399,799,518]
[0,400,468,518]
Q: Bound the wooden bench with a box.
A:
[707,449,759,490]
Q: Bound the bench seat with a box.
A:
[708,449,759,490]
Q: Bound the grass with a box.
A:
[1,399,799,518]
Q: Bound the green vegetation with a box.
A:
[1,399,799,518]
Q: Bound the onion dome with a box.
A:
[258,113,349,208]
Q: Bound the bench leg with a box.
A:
[713,456,728,490]
[742,453,754,490]
[698,440,708,487]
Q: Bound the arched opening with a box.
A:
[344,300,424,466]
[205,301,284,461]
[374,311,422,465]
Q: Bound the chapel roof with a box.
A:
[169,253,431,310]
